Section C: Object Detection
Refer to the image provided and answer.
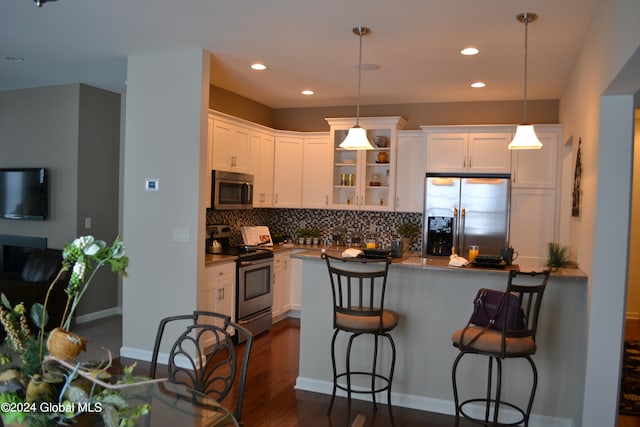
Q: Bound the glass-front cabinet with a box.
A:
[326,117,406,211]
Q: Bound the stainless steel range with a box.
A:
[207,225,273,342]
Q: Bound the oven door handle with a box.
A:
[237,308,272,325]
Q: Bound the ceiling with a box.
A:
[0,0,598,109]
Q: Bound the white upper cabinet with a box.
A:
[424,127,512,174]
[510,125,561,188]
[327,116,406,212]
[395,131,426,213]
[273,134,303,208]
[209,114,251,173]
[302,133,332,209]
[250,131,275,208]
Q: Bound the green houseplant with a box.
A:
[544,242,578,270]
[397,223,420,254]
[309,229,321,245]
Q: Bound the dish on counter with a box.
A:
[471,260,507,268]
[360,249,391,259]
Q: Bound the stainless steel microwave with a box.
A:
[211,170,254,209]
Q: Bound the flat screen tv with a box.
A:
[0,168,48,220]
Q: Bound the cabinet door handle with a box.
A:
[468,156,472,168]
[396,196,399,208]
[463,157,466,168]
[325,195,328,205]
[275,194,278,204]
[513,171,517,183]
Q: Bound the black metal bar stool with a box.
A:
[322,253,398,427]
[451,269,550,426]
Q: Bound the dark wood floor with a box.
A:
[118,318,468,427]
[620,319,640,427]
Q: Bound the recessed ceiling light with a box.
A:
[301,90,314,96]
[460,47,479,56]
[250,63,267,71]
[471,82,486,88]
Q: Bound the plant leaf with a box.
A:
[0,293,12,310]
[30,303,49,329]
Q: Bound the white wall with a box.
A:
[558,0,640,425]
[121,49,210,360]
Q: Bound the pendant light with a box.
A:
[508,13,543,150]
[339,26,375,150]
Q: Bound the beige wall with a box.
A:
[0,84,121,319]
[209,85,273,128]
[273,99,559,131]
[558,0,640,424]
[209,84,558,132]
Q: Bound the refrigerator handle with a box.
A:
[460,207,466,252]
[453,206,459,253]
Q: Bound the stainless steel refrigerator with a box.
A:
[422,173,511,258]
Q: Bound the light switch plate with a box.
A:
[172,227,190,243]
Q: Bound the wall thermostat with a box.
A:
[145,178,159,191]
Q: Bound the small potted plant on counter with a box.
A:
[297,229,309,245]
[544,242,578,271]
[309,229,321,245]
[397,223,420,254]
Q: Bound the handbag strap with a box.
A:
[459,290,508,350]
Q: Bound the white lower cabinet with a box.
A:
[202,262,236,329]
[273,252,291,320]
[272,251,302,321]
[289,257,301,311]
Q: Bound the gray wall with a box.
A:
[0,83,121,319]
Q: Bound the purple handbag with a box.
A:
[469,288,525,331]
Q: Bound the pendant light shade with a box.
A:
[508,13,543,150]
[509,124,543,150]
[340,126,372,150]
[339,26,374,150]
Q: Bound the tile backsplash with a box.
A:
[207,208,423,251]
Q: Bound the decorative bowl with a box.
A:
[373,136,388,147]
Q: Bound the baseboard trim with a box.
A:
[74,307,122,324]
[294,376,575,427]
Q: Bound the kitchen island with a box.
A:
[292,251,587,427]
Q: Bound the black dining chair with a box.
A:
[149,311,253,423]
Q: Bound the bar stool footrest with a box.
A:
[458,398,526,427]
[335,371,392,395]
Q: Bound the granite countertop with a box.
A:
[287,246,588,281]
[204,244,587,281]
